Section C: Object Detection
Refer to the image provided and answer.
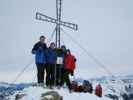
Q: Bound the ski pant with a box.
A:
[56,64,64,86]
[36,63,46,83]
[63,69,71,90]
[46,64,55,86]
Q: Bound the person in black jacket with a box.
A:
[56,45,67,87]
[32,36,47,85]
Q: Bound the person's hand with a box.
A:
[74,58,77,62]
[39,47,43,50]
[70,71,74,76]
[38,47,43,52]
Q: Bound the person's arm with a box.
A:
[32,43,38,54]
[44,43,47,49]
[45,48,49,60]
[73,56,76,75]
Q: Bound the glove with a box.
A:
[74,58,77,62]
[70,71,74,76]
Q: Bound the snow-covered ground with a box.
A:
[10,86,111,100]
[0,74,133,100]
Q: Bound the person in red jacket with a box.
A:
[95,84,102,97]
[63,49,76,91]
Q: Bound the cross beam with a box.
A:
[36,12,78,31]
[36,0,78,48]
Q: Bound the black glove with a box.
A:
[70,70,74,76]
[74,58,77,62]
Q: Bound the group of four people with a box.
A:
[32,35,76,90]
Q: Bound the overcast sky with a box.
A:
[0,0,133,78]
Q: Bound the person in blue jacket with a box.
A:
[46,42,57,88]
[32,36,47,84]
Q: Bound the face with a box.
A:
[61,46,66,52]
[50,43,55,49]
[62,47,65,51]
[67,50,70,55]
[40,37,45,43]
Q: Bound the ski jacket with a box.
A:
[64,53,76,71]
[46,48,57,64]
[32,42,47,64]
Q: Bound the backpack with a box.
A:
[95,84,102,97]
[71,81,84,92]
[83,80,93,93]
[71,81,78,91]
